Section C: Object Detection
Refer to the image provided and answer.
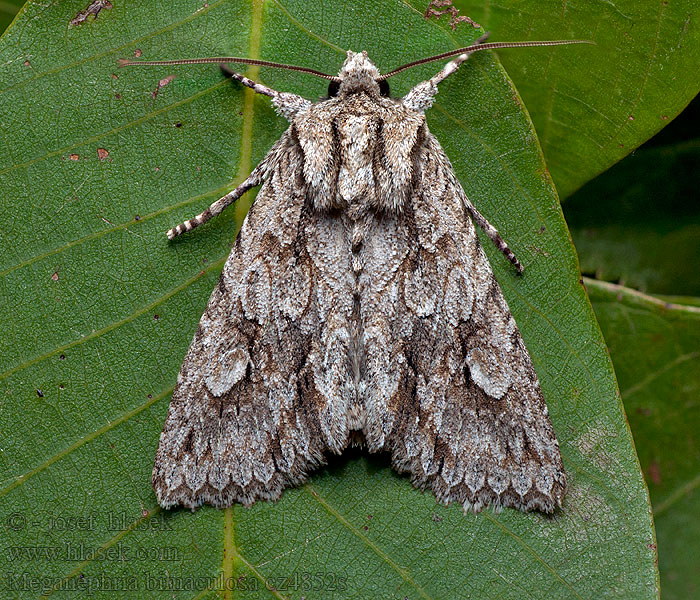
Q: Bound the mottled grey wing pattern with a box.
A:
[154,61,565,513]
[152,131,356,509]
[369,133,566,512]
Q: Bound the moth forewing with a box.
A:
[121,36,589,512]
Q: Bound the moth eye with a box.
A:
[378,79,390,97]
[327,80,340,98]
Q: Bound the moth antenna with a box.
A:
[118,56,341,82]
[378,35,593,80]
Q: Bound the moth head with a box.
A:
[328,51,390,99]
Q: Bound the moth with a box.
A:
[121,33,587,513]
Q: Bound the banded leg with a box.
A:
[219,64,278,98]
[400,33,522,272]
[402,33,490,112]
[220,64,311,120]
[166,173,263,240]
[460,191,524,273]
[167,68,312,240]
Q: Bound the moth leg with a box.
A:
[167,116,302,239]
[220,64,311,120]
[460,191,524,273]
[402,33,490,112]
[165,67,312,240]
[400,32,523,272]
[166,173,263,240]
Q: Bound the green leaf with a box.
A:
[454,0,700,198]
[567,139,700,296]
[0,1,655,598]
[587,279,700,600]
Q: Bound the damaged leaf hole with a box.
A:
[97,148,109,160]
[70,0,112,27]
[152,74,176,99]
[36,389,44,398]
[424,0,480,31]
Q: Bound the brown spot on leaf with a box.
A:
[431,513,443,522]
[661,115,668,120]
[69,0,113,26]
[110,73,118,80]
[97,148,109,160]
[528,244,550,257]
[60,354,66,360]
[134,49,142,58]
[69,154,80,161]
[538,225,546,234]
[24,60,30,67]
[114,93,121,100]
[51,268,60,282]
[647,461,661,485]
[152,74,176,99]
[424,0,480,30]
[628,115,635,120]
[154,166,160,172]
